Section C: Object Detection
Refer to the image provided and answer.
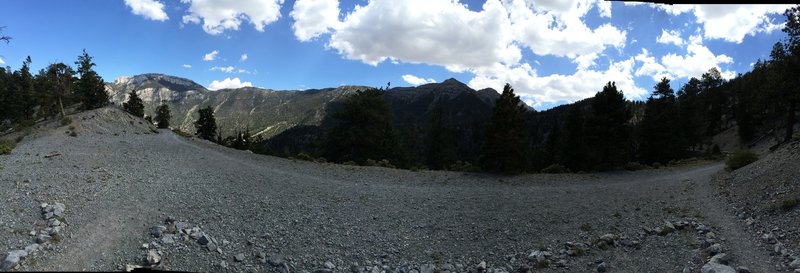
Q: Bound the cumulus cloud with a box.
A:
[182,64,192,68]
[633,38,736,82]
[651,4,792,43]
[657,29,684,46]
[240,54,248,62]
[469,59,649,107]
[208,77,253,90]
[181,0,284,35]
[402,74,436,86]
[203,50,219,61]
[290,0,340,41]
[124,0,169,21]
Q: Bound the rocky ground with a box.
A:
[0,107,793,272]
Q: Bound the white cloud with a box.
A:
[661,43,736,80]
[657,29,684,46]
[124,0,169,21]
[507,0,626,62]
[290,0,340,41]
[210,66,235,73]
[468,59,649,107]
[240,54,248,62]
[208,77,253,90]
[180,0,284,35]
[182,64,192,68]
[203,50,219,61]
[634,49,672,81]
[0,57,5,65]
[327,0,520,71]
[651,4,792,43]
[402,74,436,86]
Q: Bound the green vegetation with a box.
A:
[782,198,798,211]
[0,139,16,155]
[194,106,218,142]
[324,88,397,165]
[154,103,171,129]
[725,149,759,170]
[172,128,193,138]
[123,90,144,118]
[481,83,528,174]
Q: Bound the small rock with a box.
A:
[147,250,161,265]
[707,244,723,255]
[48,219,61,227]
[278,263,290,273]
[744,217,755,226]
[207,242,217,252]
[149,241,161,250]
[47,226,61,236]
[161,235,175,245]
[150,225,167,238]
[701,262,735,273]
[706,232,716,239]
[599,234,617,244]
[710,253,730,264]
[29,230,36,236]
[266,254,285,266]
[40,203,48,209]
[44,212,54,219]
[175,222,190,231]
[55,202,66,211]
[597,262,607,273]
[325,261,336,269]
[234,253,245,262]
[789,258,800,269]
[220,261,228,268]
[736,266,751,273]
[197,234,211,245]
[419,263,435,273]
[762,233,777,244]
[24,244,39,254]
[36,234,52,244]
[125,264,144,272]
[141,243,149,250]
[555,259,567,267]
[477,261,486,271]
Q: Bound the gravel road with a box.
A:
[0,108,780,272]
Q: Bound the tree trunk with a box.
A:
[786,98,796,142]
[58,96,65,118]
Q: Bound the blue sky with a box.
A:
[0,1,793,110]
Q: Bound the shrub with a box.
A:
[541,164,570,173]
[172,129,193,138]
[447,161,480,172]
[651,162,662,169]
[781,198,798,211]
[295,152,314,161]
[725,149,758,171]
[0,139,16,155]
[623,162,645,171]
[60,117,72,126]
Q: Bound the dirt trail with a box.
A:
[0,108,779,272]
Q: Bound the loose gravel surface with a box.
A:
[0,107,787,272]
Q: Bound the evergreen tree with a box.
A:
[700,68,725,136]
[44,63,75,118]
[481,83,528,174]
[324,88,397,164]
[585,82,632,170]
[154,103,171,129]
[74,49,109,110]
[194,106,218,141]
[396,114,422,169]
[677,77,702,150]
[123,90,144,118]
[640,77,680,164]
[558,106,586,172]
[780,6,800,141]
[425,102,456,170]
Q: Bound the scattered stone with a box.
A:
[234,253,245,262]
[141,243,149,250]
[146,249,161,265]
[196,234,211,246]
[35,234,52,244]
[0,250,28,271]
[597,262,607,273]
[744,217,755,226]
[150,225,167,238]
[24,244,39,254]
[160,235,175,245]
[206,242,218,252]
[789,258,800,269]
[278,263,290,273]
[736,266,751,273]
[266,254,285,266]
[125,264,144,272]
[701,262,735,273]
[29,230,36,236]
[705,232,716,239]
[555,259,567,267]
[325,261,336,269]
[706,244,723,255]
[477,261,486,271]
[419,263,435,273]
[710,253,730,265]
[220,261,228,268]
[762,233,777,244]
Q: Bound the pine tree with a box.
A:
[559,106,586,172]
[396,114,422,169]
[481,83,528,174]
[677,77,702,151]
[425,102,456,170]
[780,6,800,141]
[123,90,144,118]
[194,106,218,141]
[44,63,74,118]
[640,77,680,164]
[324,88,397,164]
[585,82,632,170]
[154,103,171,129]
[74,49,109,110]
